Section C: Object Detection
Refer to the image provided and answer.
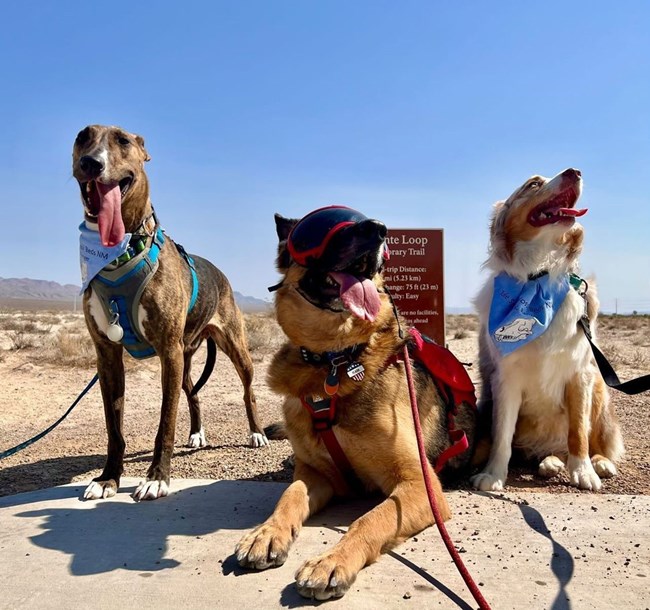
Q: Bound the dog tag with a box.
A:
[107,322,124,343]
[346,362,365,382]
[324,369,340,395]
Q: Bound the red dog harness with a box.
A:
[300,328,476,486]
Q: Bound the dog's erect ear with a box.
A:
[134,134,151,162]
[488,200,511,262]
[274,213,298,272]
[275,213,297,241]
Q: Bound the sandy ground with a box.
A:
[0,311,648,498]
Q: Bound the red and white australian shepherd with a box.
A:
[471,168,624,492]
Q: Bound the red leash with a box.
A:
[403,345,491,610]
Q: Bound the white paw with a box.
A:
[133,479,169,501]
[592,456,617,479]
[187,428,207,448]
[249,432,269,448]
[539,455,565,478]
[470,471,505,491]
[567,456,602,491]
[83,480,117,500]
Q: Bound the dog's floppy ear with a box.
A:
[274,213,298,272]
[134,134,151,162]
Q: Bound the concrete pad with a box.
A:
[0,479,648,609]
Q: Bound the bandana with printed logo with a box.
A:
[488,272,570,356]
[79,223,131,293]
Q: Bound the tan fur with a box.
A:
[472,169,624,492]
[236,224,476,599]
[73,125,266,501]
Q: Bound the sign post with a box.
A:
[383,229,445,345]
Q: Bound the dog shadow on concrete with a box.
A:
[5,480,284,576]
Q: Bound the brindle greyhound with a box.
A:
[72,124,268,501]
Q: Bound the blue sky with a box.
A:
[1,1,648,312]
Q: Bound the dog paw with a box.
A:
[235,521,294,570]
[538,455,565,478]
[83,479,118,500]
[249,432,269,448]
[567,456,602,491]
[295,552,355,600]
[470,471,505,492]
[591,456,617,479]
[187,428,207,448]
[132,479,170,501]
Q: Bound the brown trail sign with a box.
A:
[383,229,445,345]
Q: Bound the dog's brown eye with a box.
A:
[117,136,131,146]
[75,128,91,146]
[528,180,541,189]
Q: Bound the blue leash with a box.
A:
[0,374,99,460]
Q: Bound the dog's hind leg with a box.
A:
[205,318,268,447]
[133,340,185,501]
[182,347,207,448]
[84,341,126,500]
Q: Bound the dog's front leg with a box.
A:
[565,371,601,491]
[294,471,449,600]
[84,341,125,500]
[133,341,184,501]
[471,372,522,491]
[235,459,334,570]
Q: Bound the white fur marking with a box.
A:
[188,428,207,448]
[470,471,505,492]
[132,479,169,501]
[88,290,111,338]
[567,455,601,491]
[83,481,116,500]
[97,148,110,178]
[249,432,269,448]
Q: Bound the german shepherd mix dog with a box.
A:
[72,125,267,502]
[235,207,476,600]
[471,169,624,493]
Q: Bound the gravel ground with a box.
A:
[0,313,648,498]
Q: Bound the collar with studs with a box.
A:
[106,209,161,270]
[300,344,367,396]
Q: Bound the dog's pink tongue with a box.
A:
[560,207,588,217]
[330,272,381,322]
[96,182,125,247]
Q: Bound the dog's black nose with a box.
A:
[563,168,581,179]
[79,155,105,178]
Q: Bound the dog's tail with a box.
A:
[189,337,217,397]
[264,422,288,440]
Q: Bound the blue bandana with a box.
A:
[488,273,571,356]
[79,223,132,293]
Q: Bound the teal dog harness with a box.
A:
[85,216,199,360]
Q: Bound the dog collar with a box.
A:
[299,344,367,395]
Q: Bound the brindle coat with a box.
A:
[235,214,476,600]
[72,124,266,502]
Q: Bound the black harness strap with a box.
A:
[578,316,650,395]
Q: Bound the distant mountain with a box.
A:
[0,277,79,301]
[233,291,272,313]
[0,277,271,313]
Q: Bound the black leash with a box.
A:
[578,317,650,395]
[0,374,99,460]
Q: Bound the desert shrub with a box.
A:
[7,331,40,350]
[244,312,285,353]
[39,330,96,368]
[453,328,469,340]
